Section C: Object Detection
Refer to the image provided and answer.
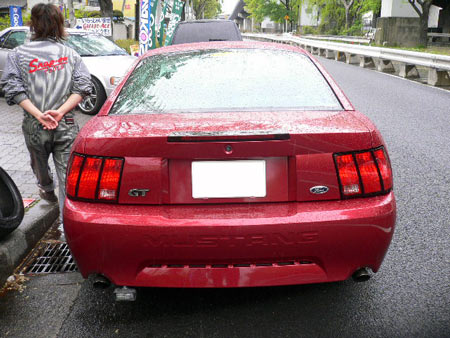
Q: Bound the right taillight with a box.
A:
[373,148,393,191]
[66,153,124,202]
[334,147,393,198]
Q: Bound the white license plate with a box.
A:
[192,160,266,199]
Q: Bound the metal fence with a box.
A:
[243,33,450,87]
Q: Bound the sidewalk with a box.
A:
[0,98,92,285]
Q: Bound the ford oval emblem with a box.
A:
[310,186,329,194]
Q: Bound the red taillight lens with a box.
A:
[335,147,393,198]
[336,154,361,196]
[356,152,381,194]
[66,153,124,202]
[66,154,84,197]
[98,158,123,200]
[77,157,102,199]
[373,148,393,191]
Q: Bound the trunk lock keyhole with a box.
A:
[225,145,233,154]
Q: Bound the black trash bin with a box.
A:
[0,167,24,239]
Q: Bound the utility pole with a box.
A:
[67,0,75,27]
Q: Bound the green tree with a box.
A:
[246,0,301,30]
[0,12,31,31]
[99,0,114,18]
[0,15,10,31]
[193,0,222,19]
[339,0,354,30]
[307,0,380,35]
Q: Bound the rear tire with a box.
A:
[0,167,24,240]
[78,77,106,115]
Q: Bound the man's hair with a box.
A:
[30,3,66,41]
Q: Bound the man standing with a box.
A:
[1,3,92,219]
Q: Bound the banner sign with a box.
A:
[75,18,112,36]
[9,6,23,27]
[139,0,158,55]
[157,0,170,46]
[164,0,184,46]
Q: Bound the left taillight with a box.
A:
[334,146,393,199]
[66,153,124,202]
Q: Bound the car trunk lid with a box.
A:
[74,110,373,205]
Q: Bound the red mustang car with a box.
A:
[64,41,395,298]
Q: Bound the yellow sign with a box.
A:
[284,15,289,20]
[113,0,135,18]
[130,44,139,57]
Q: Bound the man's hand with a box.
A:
[38,113,58,130]
[19,99,59,129]
[44,109,64,123]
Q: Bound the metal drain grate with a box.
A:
[22,242,78,274]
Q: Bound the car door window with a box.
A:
[2,31,27,49]
[0,32,12,48]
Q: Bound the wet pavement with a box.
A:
[0,100,91,291]
[0,101,91,200]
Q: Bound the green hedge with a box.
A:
[115,39,137,54]
[75,9,123,21]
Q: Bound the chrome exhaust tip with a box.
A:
[92,274,111,289]
[352,267,371,282]
[114,286,137,302]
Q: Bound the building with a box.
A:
[229,0,252,32]
[0,1,26,15]
[381,0,442,28]
[229,0,283,33]
[298,0,319,29]
[376,0,450,46]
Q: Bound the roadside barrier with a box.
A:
[300,34,371,44]
[243,33,450,87]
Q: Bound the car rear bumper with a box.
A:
[64,192,396,288]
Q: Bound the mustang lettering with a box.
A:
[143,232,320,248]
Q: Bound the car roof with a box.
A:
[177,19,236,25]
[171,20,242,45]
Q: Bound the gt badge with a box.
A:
[128,189,150,197]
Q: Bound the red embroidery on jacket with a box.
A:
[29,57,68,74]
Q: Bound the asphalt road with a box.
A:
[1,57,449,338]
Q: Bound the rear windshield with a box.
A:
[172,22,241,44]
[109,49,343,115]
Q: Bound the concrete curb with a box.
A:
[0,200,59,286]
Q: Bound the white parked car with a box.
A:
[0,26,136,115]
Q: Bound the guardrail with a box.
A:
[428,33,450,44]
[243,33,450,87]
[301,35,371,44]
[298,33,450,45]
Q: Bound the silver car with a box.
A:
[0,26,136,115]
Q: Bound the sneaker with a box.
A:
[39,189,58,203]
